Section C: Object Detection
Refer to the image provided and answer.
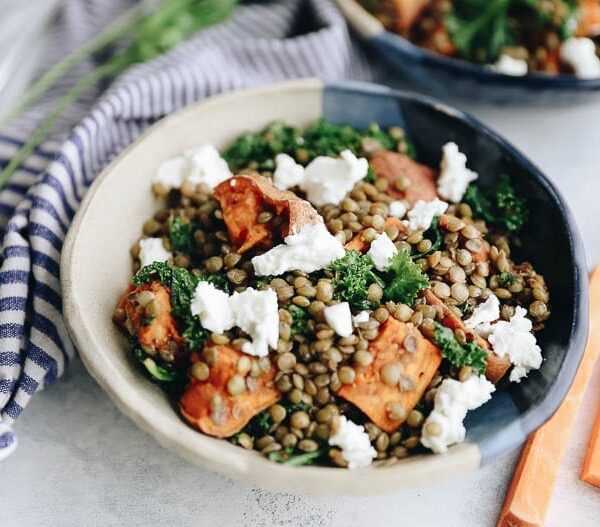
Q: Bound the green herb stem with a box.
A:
[1,0,156,124]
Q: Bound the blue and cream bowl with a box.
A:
[62,79,587,494]
[335,0,600,105]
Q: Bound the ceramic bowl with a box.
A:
[62,79,588,495]
[335,0,600,105]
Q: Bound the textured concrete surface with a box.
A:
[2,94,600,527]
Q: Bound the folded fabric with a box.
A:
[0,0,375,460]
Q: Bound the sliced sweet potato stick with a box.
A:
[214,173,321,254]
[180,344,279,438]
[497,267,600,527]
[369,151,437,206]
[344,217,406,252]
[582,398,600,488]
[423,289,510,383]
[338,318,442,433]
[581,268,600,488]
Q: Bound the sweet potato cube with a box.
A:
[338,318,441,433]
[116,281,183,353]
[180,344,279,438]
[214,173,321,254]
[369,151,437,206]
[423,289,510,383]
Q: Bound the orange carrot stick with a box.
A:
[496,266,600,527]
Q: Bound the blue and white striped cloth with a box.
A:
[0,0,376,460]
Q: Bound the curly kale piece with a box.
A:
[410,216,443,260]
[169,216,198,255]
[383,250,429,306]
[329,251,385,311]
[287,305,309,336]
[433,322,488,374]
[463,174,527,232]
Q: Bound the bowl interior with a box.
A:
[62,79,587,494]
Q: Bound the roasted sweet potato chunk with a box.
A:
[214,173,321,254]
[180,344,279,438]
[369,151,437,206]
[116,281,183,355]
[338,318,441,433]
[423,289,510,383]
[577,0,600,37]
[344,217,406,252]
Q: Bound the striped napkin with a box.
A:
[0,0,375,460]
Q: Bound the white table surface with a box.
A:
[2,92,600,527]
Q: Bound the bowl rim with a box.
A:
[61,78,588,494]
[334,0,600,91]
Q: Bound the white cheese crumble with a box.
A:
[367,232,398,271]
[560,37,600,79]
[229,288,279,357]
[352,310,370,326]
[491,54,528,76]
[329,415,377,469]
[488,306,542,383]
[138,238,172,268]
[190,282,235,335]
[388,200,407,218]
[251,222,345,276]
[465,294,501,337]
[421,375,495,454]
[407,198,449,231]
[324,302,353,338]
[437,142,478,203]
[273,153,305,190]
[300,150,368,207]
[153,144,231,191]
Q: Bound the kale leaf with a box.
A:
[446,0,578,63]
[132,343,182,383]
[242,411,272,437]
[329,251,385,311]
[463,174,527,232]
[222,121,302,171]
[433,322,488,374]
[287,305,309,336]
[498,272,518,287]
[383,249,429,306]
[169,216,198,255]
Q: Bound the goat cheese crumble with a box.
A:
[488,306,542,383]
[324,302,353,338]
[407,198,449,231]
[251,222,345,276]
[465,294,500,337]
[437,142,478,203]
[352,310,370,326]
[329,415,377,469]
[138,238,172,268]
[153,144,231,191]
[300,150,368,207]
[190,282,235,334]
[388,200,407,218]
[229,289,279,357]
[491,54,528,76]
[273,153,305,190]
[367,232,398,271]
[560,37,600,79]
[421,375,495,454]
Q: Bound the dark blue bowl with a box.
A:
[324,80,588,464]
[335,0,600,104]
